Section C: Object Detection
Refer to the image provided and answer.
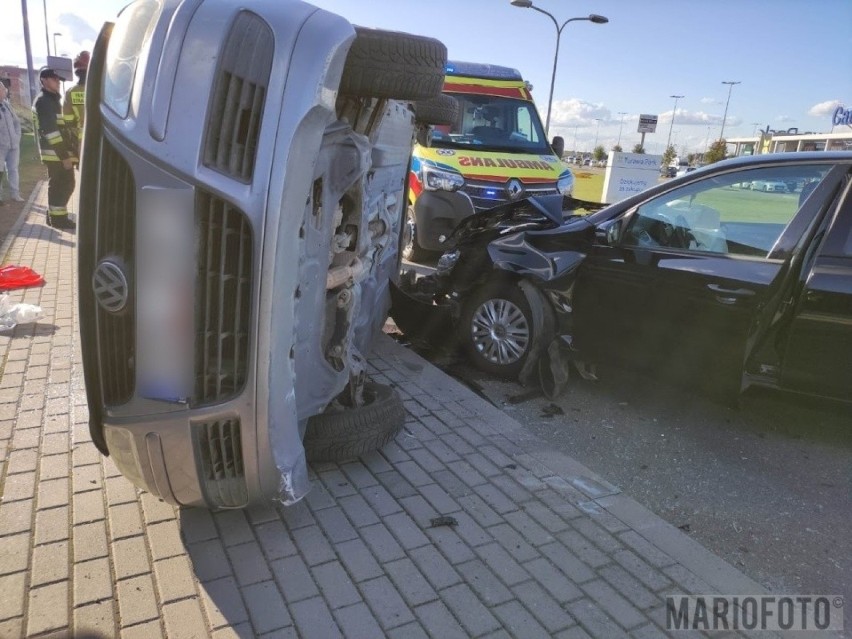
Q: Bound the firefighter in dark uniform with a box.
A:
[32,68,76,230]
[63,51,89,158]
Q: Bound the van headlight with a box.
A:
[423,166,464,192]
[103,0,163,118]
[557,173,574,195]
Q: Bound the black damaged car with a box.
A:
[392,151,852,404]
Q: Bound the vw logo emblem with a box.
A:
[92,260,129,313]
[506,179,525,200]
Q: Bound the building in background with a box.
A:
[0,66,34,108]
[728,106,852,156]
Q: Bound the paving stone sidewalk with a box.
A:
[0,183,782,638]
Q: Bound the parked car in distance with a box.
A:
[661,166,677,178]
[583,157,593,166]
[675,166,696,178]
[750,179,788,192]
[393,151,852,405]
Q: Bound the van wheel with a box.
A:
[340,27,447,100]
[414,94,458,125]
[459,281,546,378]
[402,207,434,262]
[303,382,405,462]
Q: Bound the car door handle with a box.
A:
[707,283,755,305]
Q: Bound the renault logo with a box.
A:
[93,260,129,313]
[506,179,525,200]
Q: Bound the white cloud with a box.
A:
[546,101,744,153]
[776,115,795,123]
[548,98,611,128]
[57,13,99,43]
[53,13,99,59]
[700,97,720,105]
[808,100,842,117]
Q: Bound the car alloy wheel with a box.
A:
[458,279,546,377]
[471,298,530,366]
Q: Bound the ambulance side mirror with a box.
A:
[551,136,565,159]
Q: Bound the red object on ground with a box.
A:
[0,265,45,290]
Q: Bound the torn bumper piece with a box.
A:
[389,280,455,345]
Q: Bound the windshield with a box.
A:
[431,93,552,155]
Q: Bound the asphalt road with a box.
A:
[392,324,852,606]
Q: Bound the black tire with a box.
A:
[414,94,458,125]
[459,280,541,378]
[340,27,447,100]
[303,382,405,462]
[401,206,434,262]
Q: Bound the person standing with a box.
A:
[32,68,76,230]
[0,81,24,206]
[63,51,89,158]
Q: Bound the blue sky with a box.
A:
[4,0,850,154]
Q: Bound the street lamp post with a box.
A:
[616,112,627,148]
[53,32,61,56]
[510,0,608,136]
[751,122,761,136]
[42,0,50,60]
[719,80,741,141]
[593,117,602,151]
[665,95,683,152]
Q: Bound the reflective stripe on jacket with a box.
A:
[63,82,85,153]
[33,89,75,163]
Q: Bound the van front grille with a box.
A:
[461,179,560,212]
[194,192,252,406]
[194,419,248,508]
[94,139,136,406]
[202,11,273,182]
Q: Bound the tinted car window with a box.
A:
[622,166,833,258]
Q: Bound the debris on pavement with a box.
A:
[0,292,44,330]
[540,403,565,418]
[0,264,45,290]
[429,516,459,528]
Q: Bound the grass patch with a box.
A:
[572,169,604,203]
[698,187,800,224]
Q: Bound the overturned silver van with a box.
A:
[78,0,446,508]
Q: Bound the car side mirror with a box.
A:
[595,219,622,245]
[551,135,565,159]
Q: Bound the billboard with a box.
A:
[638,114,658,133]
[602,152,663,204]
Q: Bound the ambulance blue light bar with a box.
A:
[445,60,523,82]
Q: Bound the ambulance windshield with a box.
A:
[431,94,552,155]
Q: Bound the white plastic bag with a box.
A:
[0,293,44,331]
